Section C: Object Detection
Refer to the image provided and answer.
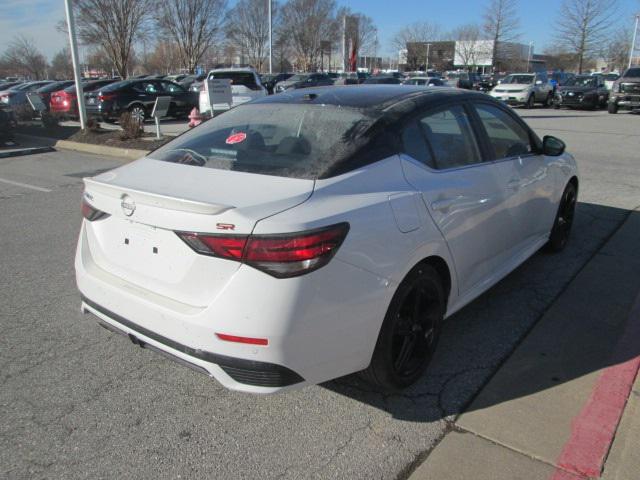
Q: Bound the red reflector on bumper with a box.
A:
[215,333,268,346]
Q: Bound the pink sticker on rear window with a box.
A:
[226,132,247,145]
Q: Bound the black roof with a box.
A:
[254,85,486,112]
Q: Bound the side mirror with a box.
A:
[543,135,566,156]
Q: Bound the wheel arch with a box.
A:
[568,175,578,192]
[414,255,452,304]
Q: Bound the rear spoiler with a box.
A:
[84,178,234,215]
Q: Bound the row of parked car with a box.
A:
[2,67,638,125]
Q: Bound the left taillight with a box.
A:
[81,198,109,222]
[176,223,350,278]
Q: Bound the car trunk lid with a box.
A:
[81,158,314,306]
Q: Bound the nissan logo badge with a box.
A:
[121,195,136,216]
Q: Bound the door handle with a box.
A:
[431,198,457,212]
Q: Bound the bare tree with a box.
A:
[144,42,183,75]
[452,24,492,70]
[543,45,580,71]
[226,0,274,72]
[280,0,338,71]
[156,0,228,73]
[49,48,74,79]
[483,0,520,71]
[1,35,48,79]
[390,21,442,52]
[553,0,618,73]
[65,0,152,79]
[601,27,632,72]
[86,48,116,77]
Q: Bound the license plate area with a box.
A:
[95,219,193,283]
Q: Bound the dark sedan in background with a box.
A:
[261,73,294,94]
[554,75,609,110]
[86,79,198,122]
[363,75,403,85]
[274,73,333,93]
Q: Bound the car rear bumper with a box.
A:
[75,221,389,393]
[81,296,305,388]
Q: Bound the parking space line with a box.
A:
[0,177,52,192]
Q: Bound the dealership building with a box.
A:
[402,40,543,73]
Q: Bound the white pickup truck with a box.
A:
[489,73,554,108]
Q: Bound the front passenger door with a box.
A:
[400,104,521,297]
[472,102,557,248]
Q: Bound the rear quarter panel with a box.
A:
[253,156,458,357]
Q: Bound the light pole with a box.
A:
[268,0,273,74]
[64,0,86,130]
[630,14,639,70]
[527,41,533,72]
[426,43,431,72]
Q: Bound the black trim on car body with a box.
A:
[81,295,305,388]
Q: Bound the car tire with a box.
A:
[543,93,553,107]
[525,94,535,109]
[607,102,618,114]
[128,104,146,123]
[545,182,577,253]
[361,264,445,391]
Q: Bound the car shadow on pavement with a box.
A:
[322,203,638,423]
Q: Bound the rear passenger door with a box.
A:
[400,103,521,297]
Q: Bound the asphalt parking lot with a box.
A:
[1,108,639,479]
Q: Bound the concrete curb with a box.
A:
[54,140,149,161]
[13,133,150,161]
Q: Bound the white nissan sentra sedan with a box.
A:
[76,86,578,393]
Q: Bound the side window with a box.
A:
[419,105,481,169]
[133,82,157,94]
[401,121,435,168]
[474,104,532,160]
[161,81,182,93]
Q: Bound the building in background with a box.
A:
[401,40,541,73]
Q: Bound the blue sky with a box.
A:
[1,0,638,60]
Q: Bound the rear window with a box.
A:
[150,103,377,179]
[208,72,259,90]
[623,68,640,77]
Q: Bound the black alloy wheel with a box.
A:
[545,182,577,252]
[362,264,445,390]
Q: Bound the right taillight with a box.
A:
[176,223,349,278]
[98,93,116,102]
[81,198,109,221]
